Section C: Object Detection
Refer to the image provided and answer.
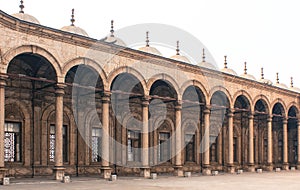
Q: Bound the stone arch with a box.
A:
[62,57,108,90]
[252,94,271,114]
[147,73,180,100]
[287,102,299,118]
[108,66,147,95]
[2,45,62,81]
[180,80,209,104]
[233,90,253,111]
[182,119,199,133]
[271,99,287,117]
[209,85,233,108]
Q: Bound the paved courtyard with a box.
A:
[3,171,300,190]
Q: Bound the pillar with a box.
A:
[141,96,150,178]
[174,101,183,176]
[0,76,7,180]
[53,83,66,180]
[101,92,111,179]
[227,109,235,173]
[248,112,255,172]
[267,116,273,171]
[282,118,289,170]
[202,107,211,175]
[297,120,300,169]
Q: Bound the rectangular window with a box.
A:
[4,122,21,162]
[92,128,102,162]
[278,140,283,162]
[185,134,195,162]
[264,139,268,162]
[127,130,141,162]
[49,125,68,162]
[209,136,217,162]
[158,132,170,162]
[233,137,238,162]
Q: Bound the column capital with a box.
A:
[55,83,66,96]
[101,91,111,103]
[248,112,254,119]
[282,118,288,124]
[267,115,272,122]
[175,100,182,111]
[0,75,8,88]
[142,96,150,107]
[227,108,234,117]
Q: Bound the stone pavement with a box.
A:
[3,171,300,190]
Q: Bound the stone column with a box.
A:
[101,92,111,179]
[174,101,183,176]
[202,107,211,175]
[248,112,255,172]
[0,76,7,180]
[267,116,273,171]
[141,96,150,178]
[227,109,235,173]
[282,118,289,170]
[53,83,66,180]
[297,120,300,169]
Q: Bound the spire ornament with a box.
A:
[224,55,228,68]
[70,9,75,26]
[261,67,264,79]
[110,20,114,37]
[19,0,24,13]
[202,48,206,62]
[176,41,180,55]
[276,72,279,84]
[291,77,294,87]
[146,31,149,47]
[244,62,247,74]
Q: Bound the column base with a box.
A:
[0,168,7,183]
[282,163,289,170]
[140,167,151,178]
[53,167,65,181]
[173,166,184,177]
[202,165,211,176]
[296,163,300,170]
[101,167,112,179]
[265,163,273,171]
[227,164,235,174]
[248,164,255,172]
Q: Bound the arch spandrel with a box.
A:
[2,45,62,82]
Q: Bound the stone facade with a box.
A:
[0,9,299,181]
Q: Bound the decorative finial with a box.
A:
[276,72,279,84]
[19,0,24,13]
[70,9,75,26]
[291,77,294,87]
[146,31,149,47]
[110,20,114,37]
[244,62,247,74]
[202,48,206,62]
[176,41,180,55]
[224,55,228,68]
[261,67,264,79]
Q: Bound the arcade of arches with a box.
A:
[0,9,300,181]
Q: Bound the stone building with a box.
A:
[0,2,299,181]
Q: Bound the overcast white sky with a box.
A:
[1,0,300,87]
